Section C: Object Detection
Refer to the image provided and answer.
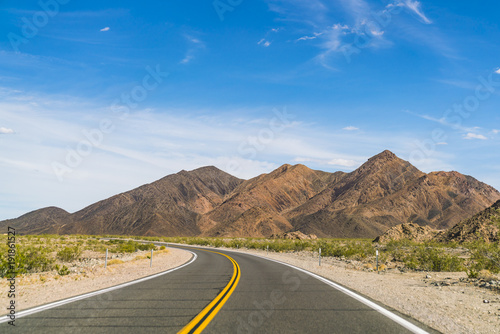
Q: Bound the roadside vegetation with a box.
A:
[0,234,498,278]
[0,234,157,277]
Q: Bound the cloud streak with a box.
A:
[463,133,487,140]
[402,0,432,24]
[0,127,15,134]
[180,35,205,64]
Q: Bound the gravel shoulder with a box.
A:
[0,247,192,316]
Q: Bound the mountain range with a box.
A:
[2,150,499,238]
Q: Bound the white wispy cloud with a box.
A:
[463,133,487,140]
[343,126,359,131]
[495,68,500,75]
[0,127,15,134]
[405,110,476,133]
[493,129,500,134]
[370,30,384,37]
[100,27,110,32]
[328,158,358,167]
[401,0,432,24]
[258,27,282,47]
[258,39,271,47]
[180,35,205,64]
[297,32,323,41]
[180,55,193,64]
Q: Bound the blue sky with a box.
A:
[0,0,499,220]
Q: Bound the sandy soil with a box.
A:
[224,248,500,334]
[0,247,192,315]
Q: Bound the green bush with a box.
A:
[465,242,500,274]
[137,243,156,251]
[402,246,463,272]
[0,244,55,277]
[57,265,70,276]
[57,246,81,262]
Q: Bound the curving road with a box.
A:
[2,245,439,333]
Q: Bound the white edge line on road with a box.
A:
[0,250,197,324]
[167,244,430,334]
[246,253,430,334]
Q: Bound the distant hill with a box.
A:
[435,200,500,243]
[2,150,499,238]
[0,207,71,235]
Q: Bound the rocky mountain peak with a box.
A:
[370,149,398,161]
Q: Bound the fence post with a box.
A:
[319,248,321,266]
[150,249,153,268]
[376,250,379,274]
[105,249,108,268]
[266,245,269,256]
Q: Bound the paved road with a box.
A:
[2,245,439,333]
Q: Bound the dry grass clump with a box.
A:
[477,269,496,281]
[106,259,124,266]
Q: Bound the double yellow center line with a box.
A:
[178,250,241,334]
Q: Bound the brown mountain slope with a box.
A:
[61,166,243,236]
[286,150,424,219]
[285,151,500,238]
[204,164,345,237]
[435,200,500,243]
[0,207,71,234]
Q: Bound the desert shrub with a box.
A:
[466,269,479,278]
[57,246,82,262]
[115,241,136,253]
[57,265,70,276]
[465,242,500,274]
[160,245,166,250]
[316,240,375,260]
[210,239,224,248]
[403,246,463,272]
[292,240,311,252]
[0,245,55,277]
[186,238,211,247]
[108,240,156,253]
[137,243,156,251]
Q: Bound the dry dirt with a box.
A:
[2,245,500,334]
[0,247,192,315]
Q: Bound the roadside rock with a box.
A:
[373,222,441,243]
[270,231,318,240]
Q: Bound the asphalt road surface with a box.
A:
[1,245,439,333]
